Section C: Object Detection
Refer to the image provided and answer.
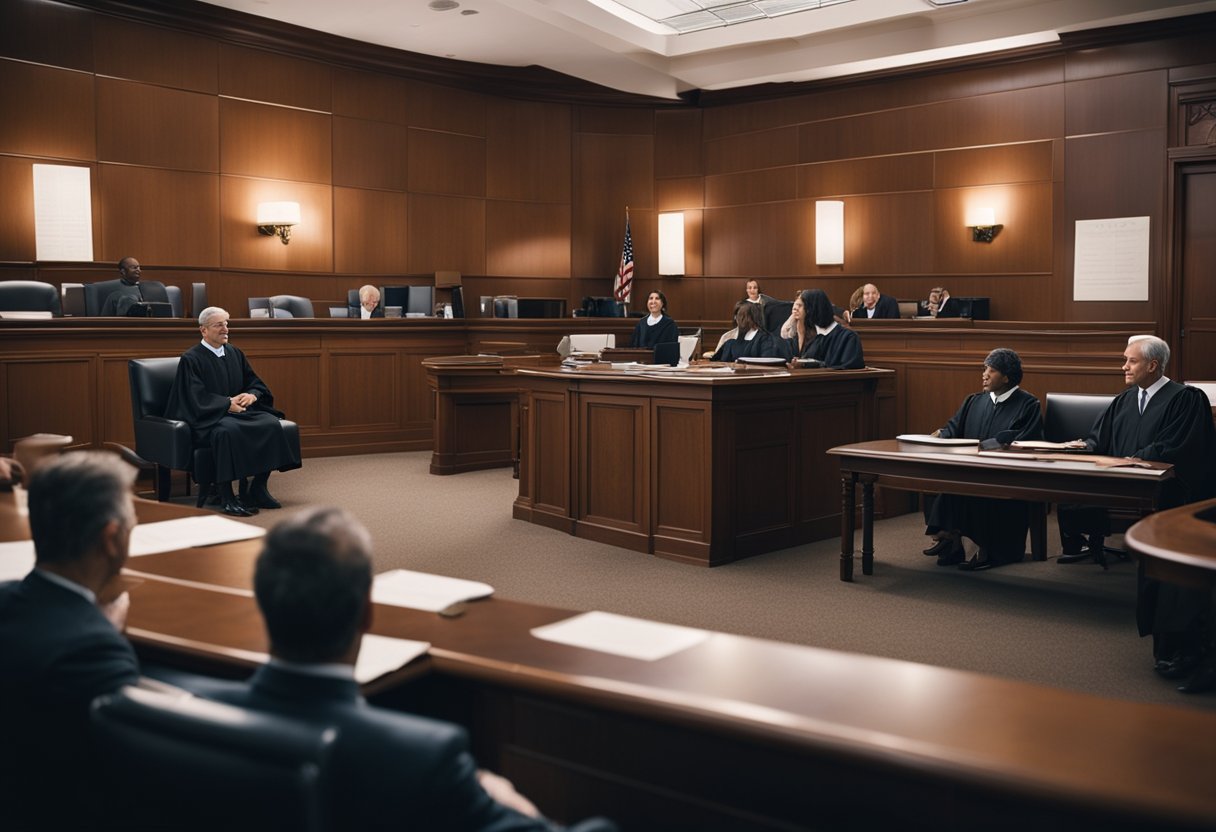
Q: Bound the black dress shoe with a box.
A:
[936,548,965,567]
[1156,651,1202,680]
[1178,657,1216,694]
[220,500,254,517]
[247,487,281,510]
[958,552,993,571]
[1057,549,1095,564]
[923,538,954,557]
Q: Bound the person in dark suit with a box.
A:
[1056,335,1216,692]
[852,283,900,319]
[0,452,142,830]
[921,348,1044,570]
[353,284,384,319]
[934,287,962,318]
[100,256,170,316]
[711,300,780,361]
[164,306,301,517]
[780,289,864,369]
[206,507,616,832]
[628,290,678,348]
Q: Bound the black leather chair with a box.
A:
[83,278,171,316]
[270,294,315,318]
[1044,392,1114,442]
[191,281,208,317]
[91,685,336,832]
[0,280,61,315]
[165,284,183,317]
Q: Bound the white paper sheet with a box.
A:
[0,539,36,582]
[371,569,493,612]
[531,611,710,661]
[896,434,979,446]
[1073,216,1149,301]
[355,634,430,684]
[128,516,266,557]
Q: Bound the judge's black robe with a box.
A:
[781,324,864,369]
[711,329,780,361]
[926,388,1043,562]
[852,293,900,319]
[629,314,678,348]
[164,343,301,482]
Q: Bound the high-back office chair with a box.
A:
[762,299,791,334]
[83,278,171,316]
[270,294,315,319]
[0,280,61,316]
[91,686,336,832]
[407,285,434,316]
[192,282,208,317]
[1043,392,1122,559]
[165,285,183,317]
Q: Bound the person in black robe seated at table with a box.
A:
[100,256,168,316]
[628,290,678,348]
[780,289,864,369]
[922,348,1043,571]
[852,283,900,319]
[165,306,301,517]
[354,284,384,319]
[711,300,780,361]
[1056,335,1216,692]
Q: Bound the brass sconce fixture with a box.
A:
[966,207,1001,243]
[257,201,300,245]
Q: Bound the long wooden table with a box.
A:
[827,440,1175,582]
[513,364,893,566]
[3,493,1215,830]
[1126,496,1216,590]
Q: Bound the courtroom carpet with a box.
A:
[222,452,1214,710]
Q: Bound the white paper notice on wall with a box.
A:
[33,164,94,262]
[1073,216,1149,302]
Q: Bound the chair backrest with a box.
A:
[678,334,699,364]
[897,300,919,318]
[128,357,181,420]
[61,282,86,316]
[164,285,183,317]
[569,333,615,352]
[269,295,315,319]
[407,285,434,315]
[83,278,126,316]
[249,297,271,317]
[191,282,208,317]
[1044,392,1116,442]
[0,280,61,315]
[762,299,791,333]
[91,685,335,832]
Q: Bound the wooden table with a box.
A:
[3,493,1216,830]
[513,364,893,566]
[827,439,1175,582]
[1126,496,1216,590]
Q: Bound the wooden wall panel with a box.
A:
[576,107,654,135]
[332,68,410,124]
[1066,70,1167,136]
[706,168,796,208]
[486,201,571,277]
[333,117,409,191]
[249,354,323,428]
[334,187,409,275]
[0,60,95,161]
[97,78,219,172]
[1065,32,1216,82]
[407,81,485,136]
[798,154,934,198]
[934,142,1054,189]
[704,126,798,176]
[486,99,571,203]
[220,99,332,184]
[0,0,93,71]
[218,44,331,111]
[4,359,94,445]
[99,165,220,267]
[655,110,702,177]
[704,202,812,277]
[572,133,653,276]
[933,182,1054,275]
[407,128,486,197]
[842,191,936,276]
[329,352,398,427]
[93,16,217,93]
[0,156,37,262]
[406,194,485,275]
[219,177,333,272]
[656,177,703,211]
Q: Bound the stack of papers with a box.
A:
[531,611,709,661]
[129,516,266,557]
[371,569,493,612]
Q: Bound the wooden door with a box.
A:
[1176,161,1216,381]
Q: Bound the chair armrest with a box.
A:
[133,417,194,469]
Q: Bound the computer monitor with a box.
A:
[381,286,410,313]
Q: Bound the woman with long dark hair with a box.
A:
[784,289,864,369]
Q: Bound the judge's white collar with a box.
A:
[814,322,838,336]
[990,385,1019,404]
[200,339,225,357]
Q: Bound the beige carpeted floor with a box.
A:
[219,451,1214,710]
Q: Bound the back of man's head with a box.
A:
[255,507,373,663]
[28,452,135,566]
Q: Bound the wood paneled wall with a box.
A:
[1,0,1214,334]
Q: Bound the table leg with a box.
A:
[861,476,875,576]
[840,473,856,582]
[1029,502,1047,561]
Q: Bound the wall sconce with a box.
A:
[658,212,685,275]
[815,200,844,265]
[257,201,300,245]
[966,207,1001,243]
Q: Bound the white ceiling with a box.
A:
[201,0,1216,99]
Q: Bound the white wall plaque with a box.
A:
[1073,216,1149,302]
[33,164,94,262]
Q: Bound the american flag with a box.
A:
[613,211,634,304]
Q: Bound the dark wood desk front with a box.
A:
[1126,496,1216,591]
[513,365,893,567]
[827,440,1174,582]
[3,494,1215,830]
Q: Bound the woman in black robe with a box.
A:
[781,289,864,369]
[711,301,780,361]
[628,291,679,349]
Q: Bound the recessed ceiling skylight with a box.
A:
[607,0,857,34]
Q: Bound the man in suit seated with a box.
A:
[165,306,301,517]
[852,283,900,319]
[100,256,169,316]
[1056,335,1216,692]
[207,506,616,831]
[355,284,384,319]
[0,452,142,830]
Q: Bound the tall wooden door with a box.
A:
[1176,161,1216,381]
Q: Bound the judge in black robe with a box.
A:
[164,306,301,516]
[923,348,1043,570]
[1057,336,1216,689]
[712,300,780,361]
[780,289,864,369]
[629,291,679,348]
[852,284,900,319]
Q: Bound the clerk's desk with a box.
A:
[4,494,1214,830]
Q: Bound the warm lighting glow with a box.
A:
[966,206,1000,243]
[257,201,300,244]
[658,212,685,275]
[815,200,844,266]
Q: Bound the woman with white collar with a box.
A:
[783,289,864,369]
[628,290,679,349]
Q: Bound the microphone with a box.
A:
[978,429,1019,451]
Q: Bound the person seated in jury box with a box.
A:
[712,300,781,361]
[852,283,900,319]
[164,307,301,517]
[1055,335,1216,693]
[780,289,864,369]
[933,286,961,318]
[628,290,678,348]
[100,256,164,316]
[196,507,617,832]
[355,284,383,319]
[922,348,1043,571]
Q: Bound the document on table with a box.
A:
[0,539,35,581]
[896,434,979,446]
[531,611,710,661]
[371,569,493,612]
[128,516,266,557]
[355,634,430,684]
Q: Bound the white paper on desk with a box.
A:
[0,539,36,582]
[128,516,266,557]
[355,633,430,684]
[531,611,709,661]
[896,434,979,446]
[371,569,493,612]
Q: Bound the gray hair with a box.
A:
[198,306,228,327]
[358,285,380,303]
[28,452,135,565]
[1128,335,1170,370]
